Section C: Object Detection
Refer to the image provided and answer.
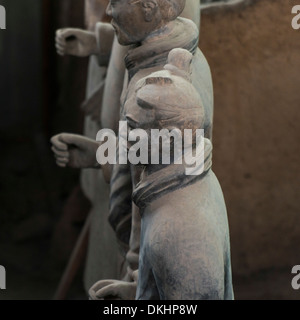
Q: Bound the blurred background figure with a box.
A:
[52,0,121,298]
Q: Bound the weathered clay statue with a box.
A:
[51,0,233,300]
[94,0,232,300]
[52,0,202,289]
[54,0,121,291]
[126,49,233,299]
[54,1,133,287]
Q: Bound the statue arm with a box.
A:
[55,23,114,64]
[94,22,115,66]
[50,133,112,182]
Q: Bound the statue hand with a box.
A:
[50,133,100,169]
[89,280,137,301]
[55,28,97,57]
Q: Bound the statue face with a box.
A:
[106,0,162,45]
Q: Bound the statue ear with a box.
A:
[142,0,158,22]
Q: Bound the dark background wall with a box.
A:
[0,0,88,299]
[0,0,42,135]
[0,0,299,300]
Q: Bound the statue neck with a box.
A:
[141,20,177,45]
[125,17,199,81]
[132,139,213,211]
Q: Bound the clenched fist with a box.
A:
[50,133,100,169]
[89,270,138,300]
[55,28,98,57]
[89,279,137,301]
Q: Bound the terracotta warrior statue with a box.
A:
[54,0,121,291]
[89,0,233,300]
[53,0,201,252]
[125,49,233,299]
[52,0,233,299]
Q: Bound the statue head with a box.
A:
[125,48,203,133]
[124,49,205,165]
[106,0,186,45]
